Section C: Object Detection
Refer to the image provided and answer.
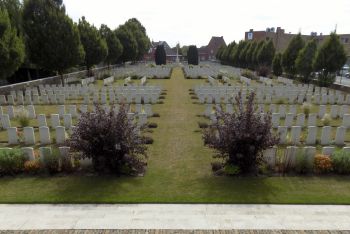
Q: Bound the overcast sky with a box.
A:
[64,0,350,47]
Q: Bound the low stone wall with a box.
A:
[0,76,61,95]
[0,65,119,95]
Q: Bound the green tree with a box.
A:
[99,24,123,67]
[23,0,84,84]
[231,40,247,67]
[245,41,257,69]
[272,53,283,76]
[252,40,264,69]
[239,42,251,68]
[115,24,138,62]
[314,32,347,86]
[181,45,189,57]
[222,41,236,64]
[295,39,317,82]
[155,44,166,65]
[282,33,305,78]
[257,39,275,67]
[78,16,107,73]
[216,45,226,60]
[0,8,24,80]
[187,45,198,65]
[0,0,22,34]
[124,18,150,60]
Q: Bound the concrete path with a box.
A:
[0,204,349,230]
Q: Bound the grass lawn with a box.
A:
[1,67,350,204]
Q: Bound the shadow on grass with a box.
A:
[0,175,144,203]
[192,175,279,204]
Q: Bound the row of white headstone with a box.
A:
[263,145,349,168]
[111,65,172,79]
[276,125,347,145]
[183,63,240,78]
[194,87,349,105]
[0,104,152,129]
[0,146,72,165]
[2,82,162,99]
[6,113,148,146]
[0,90,161,106]
[204,103,350,120]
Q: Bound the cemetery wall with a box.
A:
[0,65,119,95]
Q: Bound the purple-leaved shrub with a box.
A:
[69,104,147,175]
[203,92,279,174]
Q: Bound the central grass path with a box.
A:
[144,67,214,200]
[0,67,350,203]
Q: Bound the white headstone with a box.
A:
[7,127,18,145]
[335,126,346,146]
[290,126,301,145]
[27,105,36,119]
[138,113,147,126]
[63,114,72,129]
[58,105,65,118]
[37,114,47,127]
[39,126,51,145]
[271,113,280,128]
[318,105,326,118]
[306,126,317,145]
[296,113,305,127]
[285,113,294,127]
[23,127,35,145]
[307,114,317,126]
[279,105,286,117]
[55,126,66,144]
[51,114,60,128]
[8,106,15,119]
[342,114,350,128]
[68,105,78,118]
[330,105,338,119]
[144,104,153,117]
[278,126,287,144]
[320,126,332,145]
[22,147,35,161]
[39,146,52,163]
[322,146,335,156]
[1,114,11,129]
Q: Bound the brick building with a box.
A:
[144,41,181,62]
[198,36,226,61]
[245,27,350,62]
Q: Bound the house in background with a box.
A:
[245,27,350,63]
[144,41,181,62]
[198,36,226,61]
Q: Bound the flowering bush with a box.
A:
[203,92,279,174]
[69,104,147,175]
[24,160,41,174]
[314,154,332,174]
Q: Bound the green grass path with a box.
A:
[0,67,350,204]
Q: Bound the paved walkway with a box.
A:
[0,204,349,230]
